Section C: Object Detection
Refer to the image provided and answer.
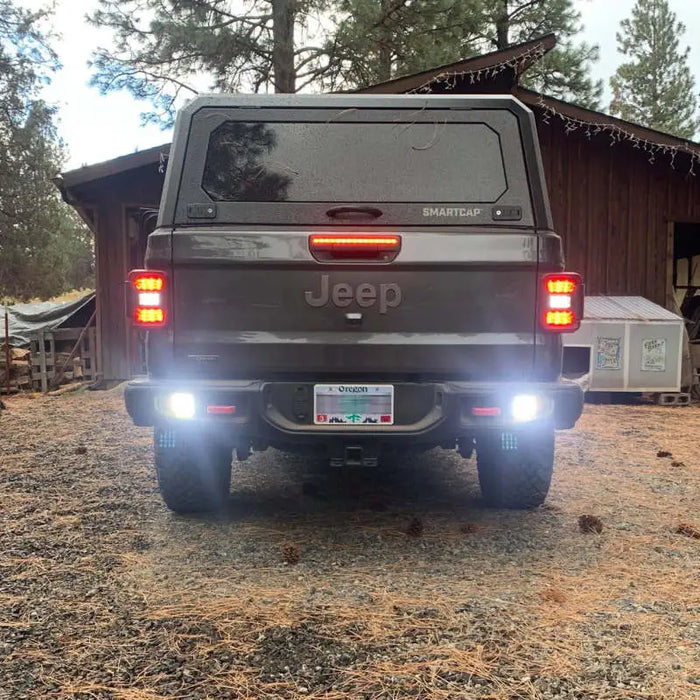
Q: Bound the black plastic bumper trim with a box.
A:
[124,378,583,435]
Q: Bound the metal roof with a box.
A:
[583,296,682,322]
[356,33,556,95]
[57,143,170,189]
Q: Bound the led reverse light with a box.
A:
[511,394,540,423]
[167,393,195,420]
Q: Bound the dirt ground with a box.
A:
[1,387,699,700]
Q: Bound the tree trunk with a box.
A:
[272,0,296,93]
[495,0,510,49]
[377,0,392,82]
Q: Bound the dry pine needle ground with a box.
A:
[0,387,699,699]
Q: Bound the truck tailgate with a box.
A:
[168,228,539,381]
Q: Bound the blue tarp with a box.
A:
[3,291,95,347]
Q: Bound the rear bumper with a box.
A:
[125,378,583,445]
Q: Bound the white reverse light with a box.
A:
[548,294,572,310]
[168,392,196,419]
[511,394,539,423]
[138,291,161,307]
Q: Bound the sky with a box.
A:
[24,0,700,171]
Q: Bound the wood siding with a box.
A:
[535,112,700,306]
[67,162,166,380]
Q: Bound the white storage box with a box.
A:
[563,297,684,392]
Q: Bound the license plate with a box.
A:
[314,384,394,425]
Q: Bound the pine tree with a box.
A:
[89,0,340,125]
[469,0,602,108]
[0,1,94,301]
[89,0,603,120]
[329,0,483,89]
[610,0,699,139]
[333,0,602,108]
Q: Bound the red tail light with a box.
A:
[133,274,164,292]
[128,270,168,328]
[546,278,577,295]
[135,308,165,325]
[541,273,583,332]
[545,310,575,327]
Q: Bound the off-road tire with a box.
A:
[476,429,555,509]
[154,428,232,514]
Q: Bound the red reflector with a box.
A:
[472,407,501,417]
[545,310,575,327]
[546,277,577,295]
[207,405,236,415]
[310,235,400,249]
[135,308,166,325]
[132,273,165,292]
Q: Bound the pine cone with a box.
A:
[656,450,672,458]
[282,543,300,564]
[406,517,424,538]
[540,588,567,604]
[578,514,604,534]
[676,523,700,539]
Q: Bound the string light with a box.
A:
[408,43,548,96]
[535,95,700,175]
[407,40,700,176]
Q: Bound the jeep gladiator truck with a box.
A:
[124,94,584,513]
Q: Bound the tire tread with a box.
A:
[154,429,232,513]
[476,430,555,509]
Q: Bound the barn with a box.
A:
[56,34,700,383]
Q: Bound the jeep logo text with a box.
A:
[305,275,402,314]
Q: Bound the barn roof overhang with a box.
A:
[515,88,700,160]
[355,33,556,95]
[57,142,171,191]
[55,142,171,233]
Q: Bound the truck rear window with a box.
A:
[201,121,507,203]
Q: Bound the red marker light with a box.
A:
[206,405,236,415]
[472,407,502,417]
